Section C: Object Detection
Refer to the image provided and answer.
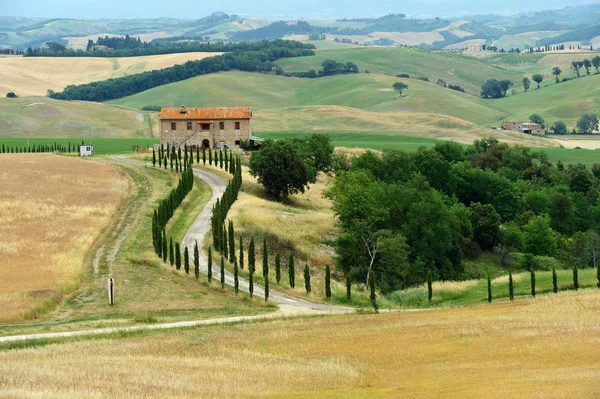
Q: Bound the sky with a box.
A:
[3,0,595,19]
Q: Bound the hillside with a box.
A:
[0,96,157,138]
[0,52,221,97]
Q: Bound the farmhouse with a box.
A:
[467,44,482,52]
[502,120,545,135]
[159,106,252,149]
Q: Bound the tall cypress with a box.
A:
[288,253,295,288]
[202,147,206,165]
[175,243,181,271]
[234,261,239,294]
[222,226,228,257]
[248,237,255,274]
[229,220,235,263]
[265,274,269,302]
[262,237,268,277]
[487,274,492,303]
[275,253,281,283]
[573,265,579,290]
[239,236,244,270]
[219,150,224,169]
[220,257,225,288]
[208,147,212,165]
[530,269,536,297]
[229,152,236,176]
[427,269,433,304]
[169,237,175,266]
[249,260,254,298]
[208,247,213,282]
[509,269,515,300]
[196,146,199,164]
[162,229,167,262]
[225,150,229,172]
[597,261,600,289]
[163,152,167,169]
[325,264,331,300]
[194,241,200,279]
[152,148,156,167]
[369,270,378,312]
[552,267,558,293]
[184,246,190,274]
[304,264,311,294]
[346,274,352,303]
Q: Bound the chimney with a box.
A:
[180,105,187,114]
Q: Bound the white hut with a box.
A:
[79,144,94,157]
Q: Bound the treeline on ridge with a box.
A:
[47,40,315,101]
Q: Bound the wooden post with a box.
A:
[108,277,115,305]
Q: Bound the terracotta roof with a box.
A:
[159,107,252,120]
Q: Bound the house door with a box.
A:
[202,139,210,148]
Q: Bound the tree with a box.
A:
[239,236,244,270]
[552,67,561,83]
[248,237,255,274]
[392,82,408,97]
[169,237,175,266]
[202,147,206,165]
[208,247,212,282]
[220,256,225,288]
[262,237,269,277]
[249,140,312,199]
[346,274,352,303]
[529,114,545,129]
[481,78,512,98]
[576,113,599,134]
[427,269,433,304]
[487,274,492,303]
[509,269,514,300]
[325,264,331,300]
[228,220,235,263]
[549,193,573,234]
[208,147,213,165]
[265,272,269,302]
[470,202,501,251]
[552,120,567,135]
[522,77,530,92]
[234,261,239,294]
[583,59,592,75]
[194,241,200,279]
[552,267,558,293]
[152,147,156,167]
[288,253,295,288]
[369,270,378,312]
[531,74,543,89]
[573,265,579,290]
[572,61,582,77]
[175,243,181,270]
[592,55,600,74]
[275,253,281,283]
[249,260,254,298]
[6,92,17,98]
[184,246,190,274]
[304,264,311,294]
[530,268,536,297]
[523,216,557,256]
[162,229,167,262]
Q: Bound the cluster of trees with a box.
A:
[480,78,513,98]
[27,39,315,58]
[211,156,243,250]
[249,134,334,199]
[327,138,600,294]
[47,41,315,101]
[0,141,80,154]
[0,49,21,55]
[86,35,149,51]
[530,113,599,135]
[570,57,600,77]
[277,59,359,78]
[154,144,200,172]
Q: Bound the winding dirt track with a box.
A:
[0,157,350,343]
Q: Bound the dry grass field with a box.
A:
[2,289,600,397]
[0,154,129,322]
[0,52,221,97]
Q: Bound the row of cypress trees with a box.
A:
[211,158,243,249]
[0,141,80,154]
[154,144,197,173]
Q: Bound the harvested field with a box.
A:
[0,154,129,321]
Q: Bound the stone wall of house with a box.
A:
[160,119,251,148]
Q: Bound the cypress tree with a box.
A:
[487,274,492,303]
[175,243,181,270]
[156,222,163,258]
[230,152,236,176]
[427,269,433,304]
[152,147,156,167]
[178,147,182,163]
[175,155,179,173]
[346,274,352,303]
[184,246,190,274]
[325,264,331,299]
[265,273,269,302]
[304,264,311,294]
[222,226,228,257]
[234,261,239,294]
[239,236,244,270]
[194,241,200,279]
[208,247,212,282]
[288,253,295,288]
[509,269,515,300]
[162,229,167,262]
[552,267,558,293]
[220,257,225,288]
[169,237,174,266]
[249,260,254,298]
[196,146,199,164]
[262,237,268,277]
[163,153,167,169]
[202,147,206,165]
[597,261,600,289]
[369,270,378,312]
[229,220,235,263]
[248,237,255,274]
[219,150,224,169]
[208,147,212,165]
[225,150,229,172]
[573,265,579,290]
[530,269,536,297]
[275,253,281,283]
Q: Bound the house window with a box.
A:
[171,122,176,130]
[219,122,225,130]
[235,122,240,130]
[235,140,240,145]
[86,146,91,151]
[201,123,210,131]
[187,122,192,130]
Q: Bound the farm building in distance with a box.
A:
[502,120,546,135]
[79,144,94,156]
[159,106,252,149]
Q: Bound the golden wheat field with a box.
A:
[0,52,221,97]
[2,290,600,398]
[0,154,129,321]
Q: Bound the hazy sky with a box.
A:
[3,0,594,19]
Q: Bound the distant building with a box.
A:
[502,120,545,135]
[79,144,94,156]
[467,44,482,52]
[91,45,110,51]
[159,106,252,149]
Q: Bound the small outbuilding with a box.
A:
[79,144,94,157]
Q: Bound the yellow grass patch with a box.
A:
[430,279,479,294]
[493,273,524,284]
[3,290,600,397]
[0,52,222,96]
[0,154,129,321]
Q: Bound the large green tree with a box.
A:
[523,215,557,256]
